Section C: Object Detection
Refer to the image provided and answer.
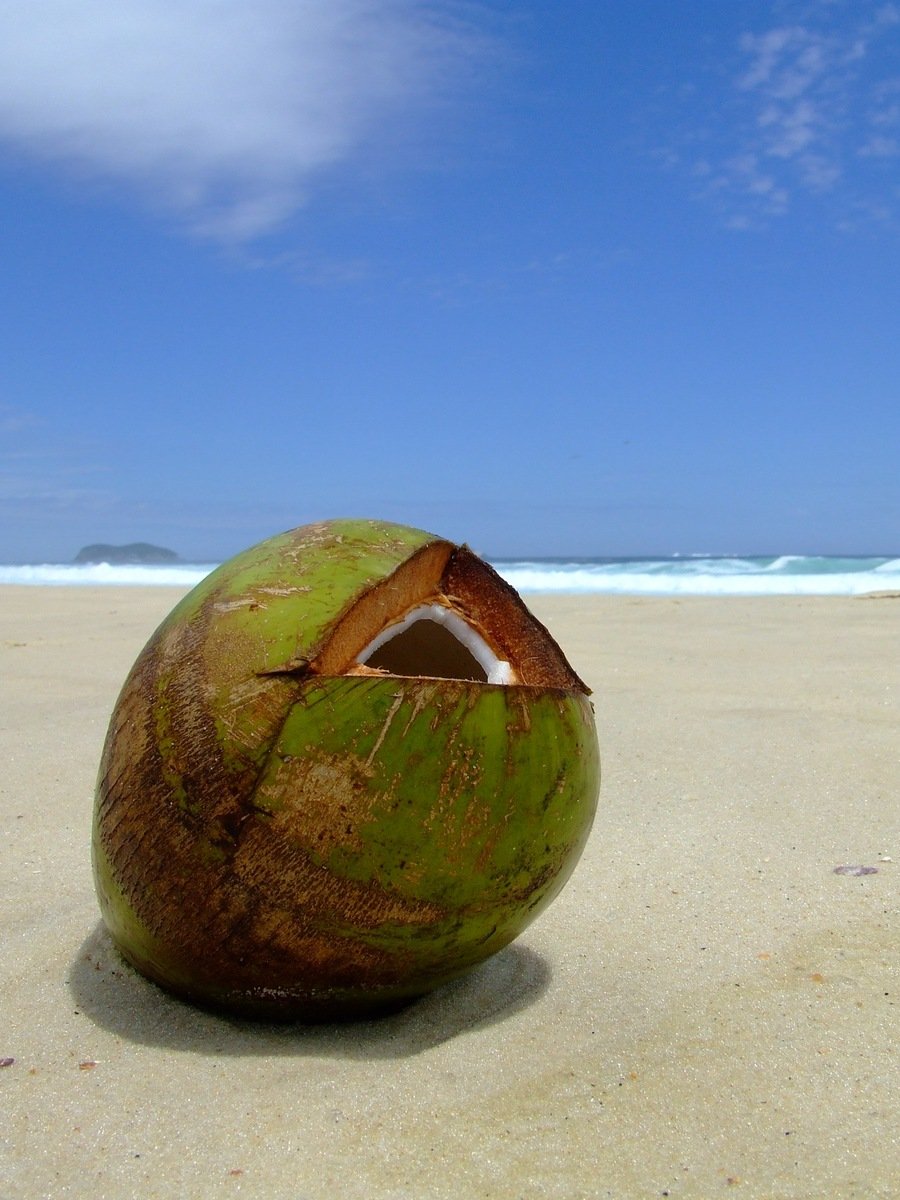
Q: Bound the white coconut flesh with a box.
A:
[356,604,515,685]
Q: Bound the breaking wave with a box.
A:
[492,555,900,595]
[0,555,897,596]
[0,562,217,587]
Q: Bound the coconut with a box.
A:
[93,518,600,1020]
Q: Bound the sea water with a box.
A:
[494,554,900,596]
[1,555,898,595]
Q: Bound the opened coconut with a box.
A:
[93,518,600,1019]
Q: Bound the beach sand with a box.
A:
[1,586,897,1199]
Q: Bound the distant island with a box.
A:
[74,542,181,565]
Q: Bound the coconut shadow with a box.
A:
[69,922,552,1060]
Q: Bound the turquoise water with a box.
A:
[493,554,900,595]
[1,554,898,595]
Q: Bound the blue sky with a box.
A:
[1,0,898,561]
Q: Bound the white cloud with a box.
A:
[684,1,900,228]
[0,1,482,240]
[859,133,900,156]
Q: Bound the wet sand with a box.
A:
[1,587,898,1198]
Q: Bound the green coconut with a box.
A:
[93,518,600,1020]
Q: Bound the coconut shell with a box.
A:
[93,519,600,1019]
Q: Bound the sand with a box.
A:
[1,586,898,1199]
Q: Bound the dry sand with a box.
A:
[1,586,898,1199]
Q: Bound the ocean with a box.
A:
[1,554,898,595]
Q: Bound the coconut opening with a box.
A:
[311,539,588,694]
[357,604,514,684]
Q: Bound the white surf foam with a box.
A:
[2,556,898,596]
[495,561,900,596]
[0,563,216,587]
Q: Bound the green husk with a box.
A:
[93,519,600,1020]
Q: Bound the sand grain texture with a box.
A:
[1,587,898,1199]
